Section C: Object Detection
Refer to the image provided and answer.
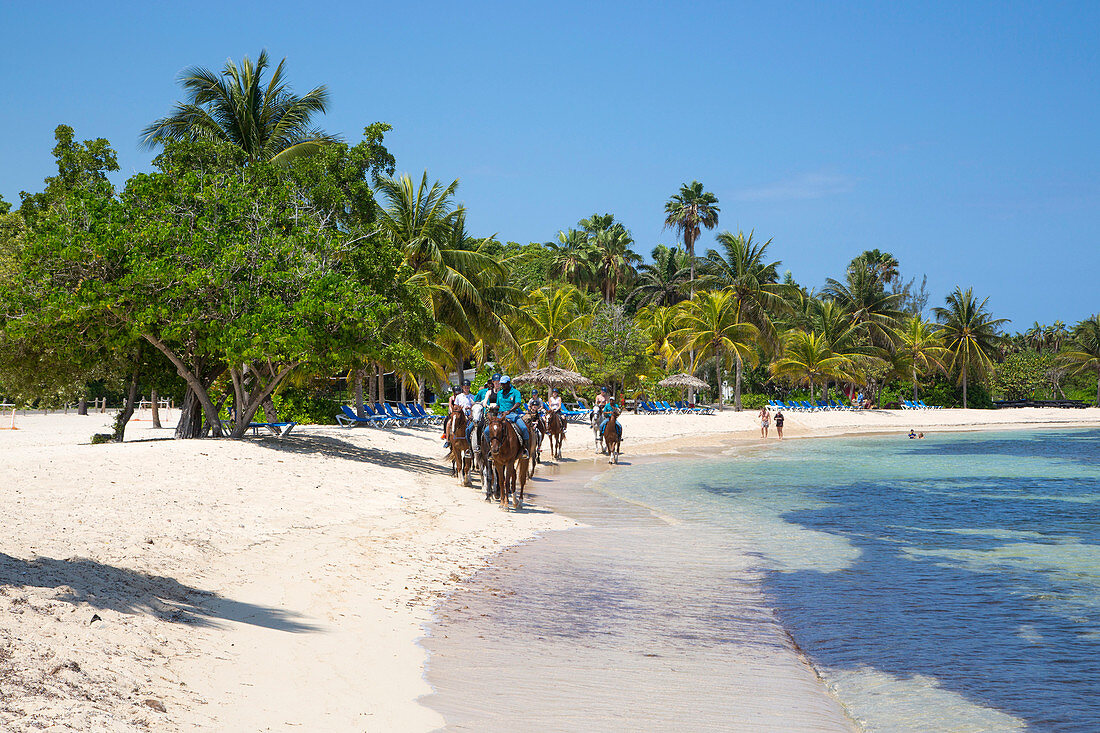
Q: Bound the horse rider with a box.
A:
[598,396,622,443]
[467,374,500,447]
[547,388,567,434]
[488,375,530,457]
[527,389,547,434]
[441,380,476,448]
[592,386,610,423]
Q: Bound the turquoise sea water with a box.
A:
[593,428,1100,731]
[426,428,1100,731]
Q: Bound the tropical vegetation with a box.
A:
[1,51,1096,442]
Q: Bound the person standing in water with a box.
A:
[759,405,770,438]
[774,409,784,439]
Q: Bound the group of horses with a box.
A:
[444,400,622,510]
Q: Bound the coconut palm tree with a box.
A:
[1024,322,1045,351]
[591,225,641,303]
[770,331,853,402]
[894,315,948,402]
[663,181,719,291]
[1061,314,1100,406]
[626,245,692,309]
[520,285,599,370]
[822,267,906,349]
[142,50,337,164]
[547,228,598,291]
[932,287,1008,408]
[635,304,684,371]
[848,249,900,286]
[671,291,760,411]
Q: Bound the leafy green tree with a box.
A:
[142,50,337,164]
[663,181,719,291]
[1061,314,1100,405]
[577,305,650,394]
[992,352,1050,400]
[626,244,691,309]
[932,287,1008,408]
[635,304,684,371]
[672,291,760,411]
[770,331,852,402]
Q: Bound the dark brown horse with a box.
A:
[546,409,566,460]
[601,406,622,464]
[446,407,473,485]
[485,413,527,510]
[525,409,544,476]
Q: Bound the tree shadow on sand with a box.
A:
[0,553,317,632]
[250,433,447,474]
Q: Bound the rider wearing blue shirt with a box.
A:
[598,395,622,438]
[491,375,530,451]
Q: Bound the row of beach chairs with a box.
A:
[637,400,715,416]
[901,399,942,410]
[336,402,444,428]
[768,399,860,412]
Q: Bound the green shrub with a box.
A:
[272,391,341,425]
[738,393,769,410]
[90,433,112,444]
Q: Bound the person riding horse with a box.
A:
[442,381,475,448]
[487,375,530,458]
[547,388,567,434]
[598,396,622,443]
[527,389,548,435]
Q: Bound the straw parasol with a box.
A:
[658,373,709,390]
[511,364,592,389]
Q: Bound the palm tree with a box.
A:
[591,225,641,303]
[699,230,789,344]
[547,228,598,290]
[671,291,760,411]
[142,50,336,164]
[1024,322,1045,351]
[770,331,852,402]
[520,285,599,370]
[822,267,906,349]
[932,287,1008,408]
[626,245,692,309]
[848,249,900,286]
[1049,321,1069,352]
[663,181,719,291]
[1061,314,1100,406]
[635,304,684,371]
[894,315,948,402]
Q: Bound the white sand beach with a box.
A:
[0,407,1097,731]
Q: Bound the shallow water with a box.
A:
[425,428,1100,732]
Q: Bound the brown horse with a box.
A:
[601,406,622,464]
[525,409,544,476]
[446,408,473,485]
[546,409,566,460]
[485,413,528,510]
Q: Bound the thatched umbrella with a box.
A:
[657,373,709,390]
[512,364,592,390]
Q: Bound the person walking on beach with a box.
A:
[759,405,770,438]
[774,409,784,439]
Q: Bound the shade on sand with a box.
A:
[657,373,709,390]
[512,365,593,389]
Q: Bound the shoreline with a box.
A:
[1,408,1096,730]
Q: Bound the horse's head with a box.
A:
[470,402,484,424]
[486,416,505,457]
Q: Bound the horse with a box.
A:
[526,408,545,475]
[445,407,473,485]
[545,408,566,461]
[485,412,527,510]
[469,403,496,501]
[590,406,604,453]
[601,406,622,464]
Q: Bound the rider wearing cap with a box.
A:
[475,373,501,404]
[598,389,622,439]
[491,375,530,453]
[547,388,567,433]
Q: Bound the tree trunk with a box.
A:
[913,366,919,402]
[376,364,384,404]
[962,370,968,409]
[355,370,366,417]
[418,377,426,408]
[716,358,723,411]
[151,389,162,428]
[176,387,204,439]
[400,375,407,403]
[112,369,140,443]
[77,397,88,416]
[1095,370,1099,407]
[733,352,744,412]
[143,334,225,437]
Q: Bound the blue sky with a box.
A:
[2,2,1097,327]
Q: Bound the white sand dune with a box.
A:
[0,406,1095,730]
